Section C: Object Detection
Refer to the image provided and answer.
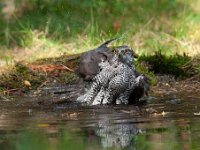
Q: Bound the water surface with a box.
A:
[0,92,200,150]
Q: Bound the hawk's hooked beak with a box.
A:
[133,51,138,58]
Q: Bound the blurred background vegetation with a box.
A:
[0,0,200,81]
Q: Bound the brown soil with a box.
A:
[0,53,200,101]
[152,75,200,95]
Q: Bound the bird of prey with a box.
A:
[76,40,150,105]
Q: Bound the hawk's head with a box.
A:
[113,46,137,67]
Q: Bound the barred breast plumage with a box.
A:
[76,44,150,105]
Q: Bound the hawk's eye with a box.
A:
[113,49,117,54]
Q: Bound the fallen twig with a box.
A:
[61,64,74,72]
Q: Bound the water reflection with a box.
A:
[0,93,200,150]
[86,107,141,149]
[96,121,139,149]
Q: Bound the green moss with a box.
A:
[0,62,45,92]
[135,60,158,86]
[0,55,79,94]
[138,52,195,79]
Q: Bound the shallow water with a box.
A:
[0,92,200,150]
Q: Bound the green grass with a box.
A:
[0,0,200,83]
[0,0,200,56]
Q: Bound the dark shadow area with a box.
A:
[138,52,197,78]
